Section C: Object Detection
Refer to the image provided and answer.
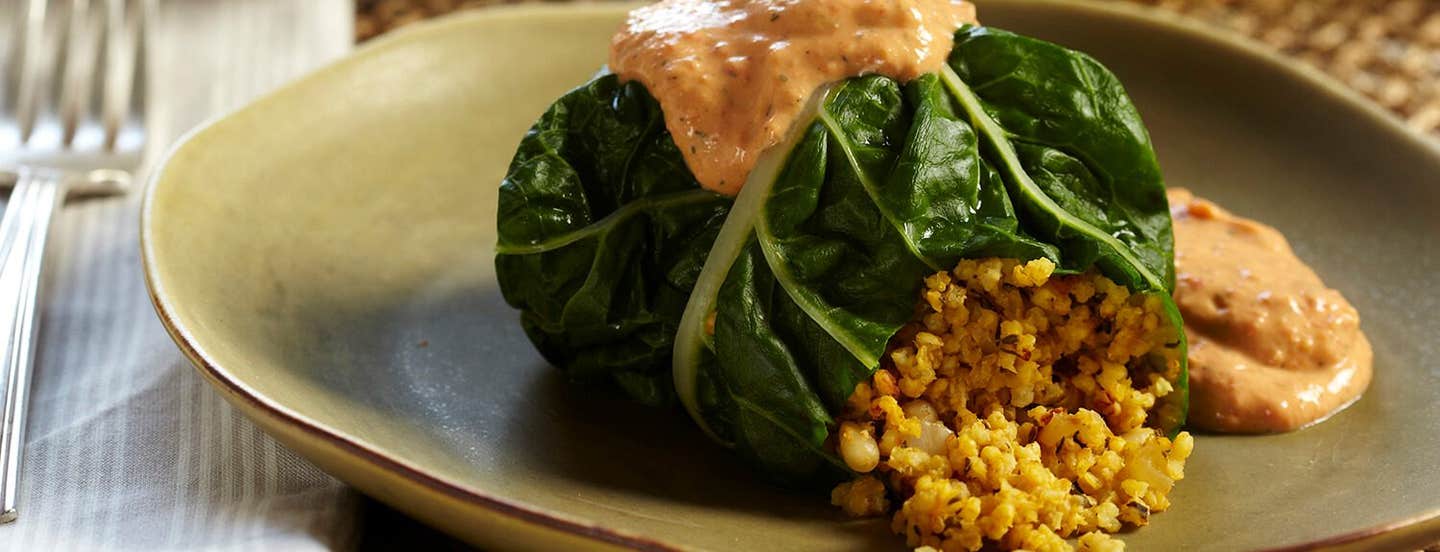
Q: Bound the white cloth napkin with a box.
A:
[0,1,360,550]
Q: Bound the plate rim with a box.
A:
[139,1,1440,550]
[140,4,688,550]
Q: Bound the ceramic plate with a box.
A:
[141,1,1440,549]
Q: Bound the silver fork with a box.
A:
[0,0,147,522]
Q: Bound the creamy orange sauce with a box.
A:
[1168,189,1372,433]
[610,0,977,195]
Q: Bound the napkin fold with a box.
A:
[0,1,359,549]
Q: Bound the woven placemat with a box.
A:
[356,0,1440,137]
[1133,0,1440,135]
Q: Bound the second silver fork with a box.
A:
[0,0,148,522]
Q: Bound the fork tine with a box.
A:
[136,0,152,118]
[1,1,18,118]
[100,0,140,151]
[0,0,146,166]
[120,0,151,153]
[13,0,51,143]
[58,0,100,147]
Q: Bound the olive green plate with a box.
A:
[141,1,1440,550]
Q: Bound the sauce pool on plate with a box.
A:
[610,0,977,195]
[1168,188,1372,433]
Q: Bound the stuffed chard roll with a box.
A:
[495,0,1190,549]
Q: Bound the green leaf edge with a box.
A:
[938,65,1166,293]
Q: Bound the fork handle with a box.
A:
[0,168,65,523]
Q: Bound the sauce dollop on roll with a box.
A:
[1168,188,1372,433]
[610,0,977,195]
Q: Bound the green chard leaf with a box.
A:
[495,75,731,406]
[498,26,1188,485]
[945,26,1175,291]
